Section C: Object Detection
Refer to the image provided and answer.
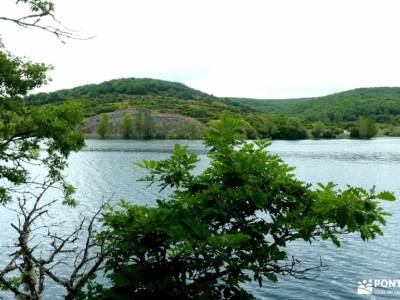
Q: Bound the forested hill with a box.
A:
[28,79,400,123]
[25,79,400,139]
[26,78,251,122]
[28,78,216,104]
[226,87,400,123]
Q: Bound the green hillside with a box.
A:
[26,80,400,139]
[27,78,251,123]
[227,87,400,123]
[28,78,216,104]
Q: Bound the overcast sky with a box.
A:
[2,0,400,98]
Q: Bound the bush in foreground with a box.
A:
[92,115,394,300]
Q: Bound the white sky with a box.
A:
[2,0,400,98]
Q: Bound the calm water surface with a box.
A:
[1,138,400,299]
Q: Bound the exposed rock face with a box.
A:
[82,109,206,139]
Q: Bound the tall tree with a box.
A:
[0,44,85,205]
[121,113,133,138]
[143,110,154,139]
[134,111,143,138]
[97,113,110,139]
[0,2,105,298]
[358,115,378,139]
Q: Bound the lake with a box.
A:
[1,138,400,299]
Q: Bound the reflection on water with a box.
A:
[277,151,400,163]
[81,139,206,153]
[1,137,400,299]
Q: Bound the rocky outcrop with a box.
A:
[82,109,206,139]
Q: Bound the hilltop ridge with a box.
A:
[226,87,400,123]
[28,78,216,104]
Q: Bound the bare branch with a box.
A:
[0,14,93,42]
[0,178,108,298]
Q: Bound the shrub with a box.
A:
[92,115,394,299]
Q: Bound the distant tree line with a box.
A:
[94,111,381,140]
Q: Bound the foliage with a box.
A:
[311,122,325,139]
[188,120,202,139]
[22,78,400,140]
[130,110,155,139]
[96,113,110,139]
[228,87,400,124]
[0,46,85,205]
[134,111,143,136]
[91,115,394,299]
[1,1,93,298]
[168,122,186,139]
[0,46,49,98]
[25,78,253,125]
[311,122,336,139]
[27,78,216,103]
[350,115,377,139]
[358,115,378,139]
[15,0,55,15]
[245,114,307,140]
[168,120,203,140]
[386,127,400,137]
[121,113,133,138]
[143,110,154,139]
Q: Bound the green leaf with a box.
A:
[377,191,396,201]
